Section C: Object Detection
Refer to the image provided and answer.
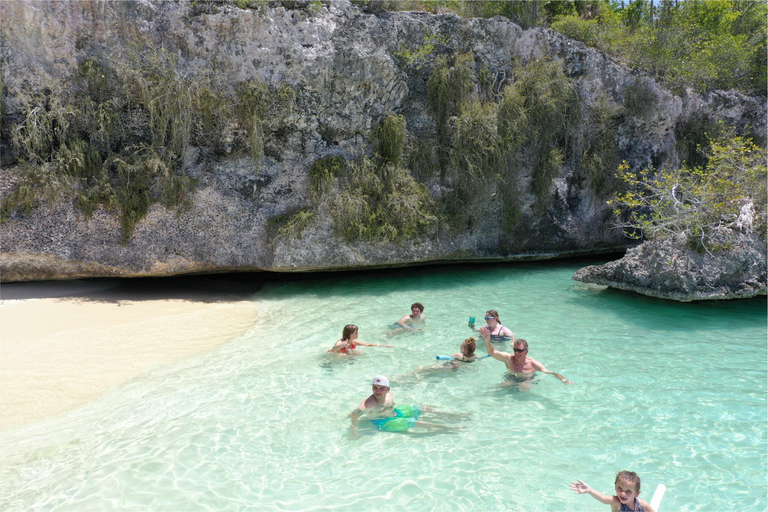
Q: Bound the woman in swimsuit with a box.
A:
[450,337,479,364]
[328,324,393,354]
[471,310,515,342]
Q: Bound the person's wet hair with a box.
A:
[411,302,424,312]
[342,324,358,340]
[462,337,476,356]
[614,470,641,491]
[486,310,500,321]
[514,338,529,351]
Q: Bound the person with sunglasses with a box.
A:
[479,326,574,386]
[470,310,515,343]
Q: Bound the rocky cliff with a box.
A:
[1,0,765,283]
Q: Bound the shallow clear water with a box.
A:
[1,262,766,512]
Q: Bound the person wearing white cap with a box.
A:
[348,375,465,435]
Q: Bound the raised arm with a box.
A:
[531,358,574,384]
[569,480,614,505]
[480,327,512,363]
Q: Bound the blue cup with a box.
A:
[468,316,475,327]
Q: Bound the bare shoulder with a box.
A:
[362,395,378,409]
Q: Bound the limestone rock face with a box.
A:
[572,234,767,301]
[0,1,765,284]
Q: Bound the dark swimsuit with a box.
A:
[489,325,511,342]
[618,498,644,512]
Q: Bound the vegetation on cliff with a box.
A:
[1,0,763,256]
[611,133,766,254]
[362,0,766,97]
[1,46,295,241]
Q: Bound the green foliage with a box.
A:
[234,0,269,10]
[623,78,658,118]
[124,46,193,159]
[498,58,579,212]
[551,15,602,46]
[12,91,76,165]
[447,99,502,196]
[160,174,196,211]
[193,79,231,144]
[548,0,767,96]
[235,80,295,165]
[0,181,35,222]
[394,32,450,69]
[309,155,346,201]
[372,114,407,168]
[112,152,161,242]
[405,137,438,183]
[674,114,726,170]
[348,0,765,95]
[611,134,766,253]
[427,52,477,173]
[550,3,627,49]
[579,94,621,198]
[77,58,110,104]
[73,177,116,219]
[187,0,220,15]
[308,1,324,14]
[329,158,436,242]
[272,209,316,240]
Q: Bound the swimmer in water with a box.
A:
[395,337,481,383]
[397,302,425,329]
[480,326,574,388]
[329,324,393,354]
[570,471,656,512]
[348,375,466,436]
[387,303,426,337]
[470,310,515,343]
[448,336,480,366]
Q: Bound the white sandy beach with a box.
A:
[0,278,261,431]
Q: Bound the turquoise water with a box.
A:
[1,261,766,511]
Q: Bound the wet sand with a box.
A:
[0,275,263,431]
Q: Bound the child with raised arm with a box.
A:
[328,324,393,354]
[570,471,655,512]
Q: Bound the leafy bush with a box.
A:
[611,134,766,253]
